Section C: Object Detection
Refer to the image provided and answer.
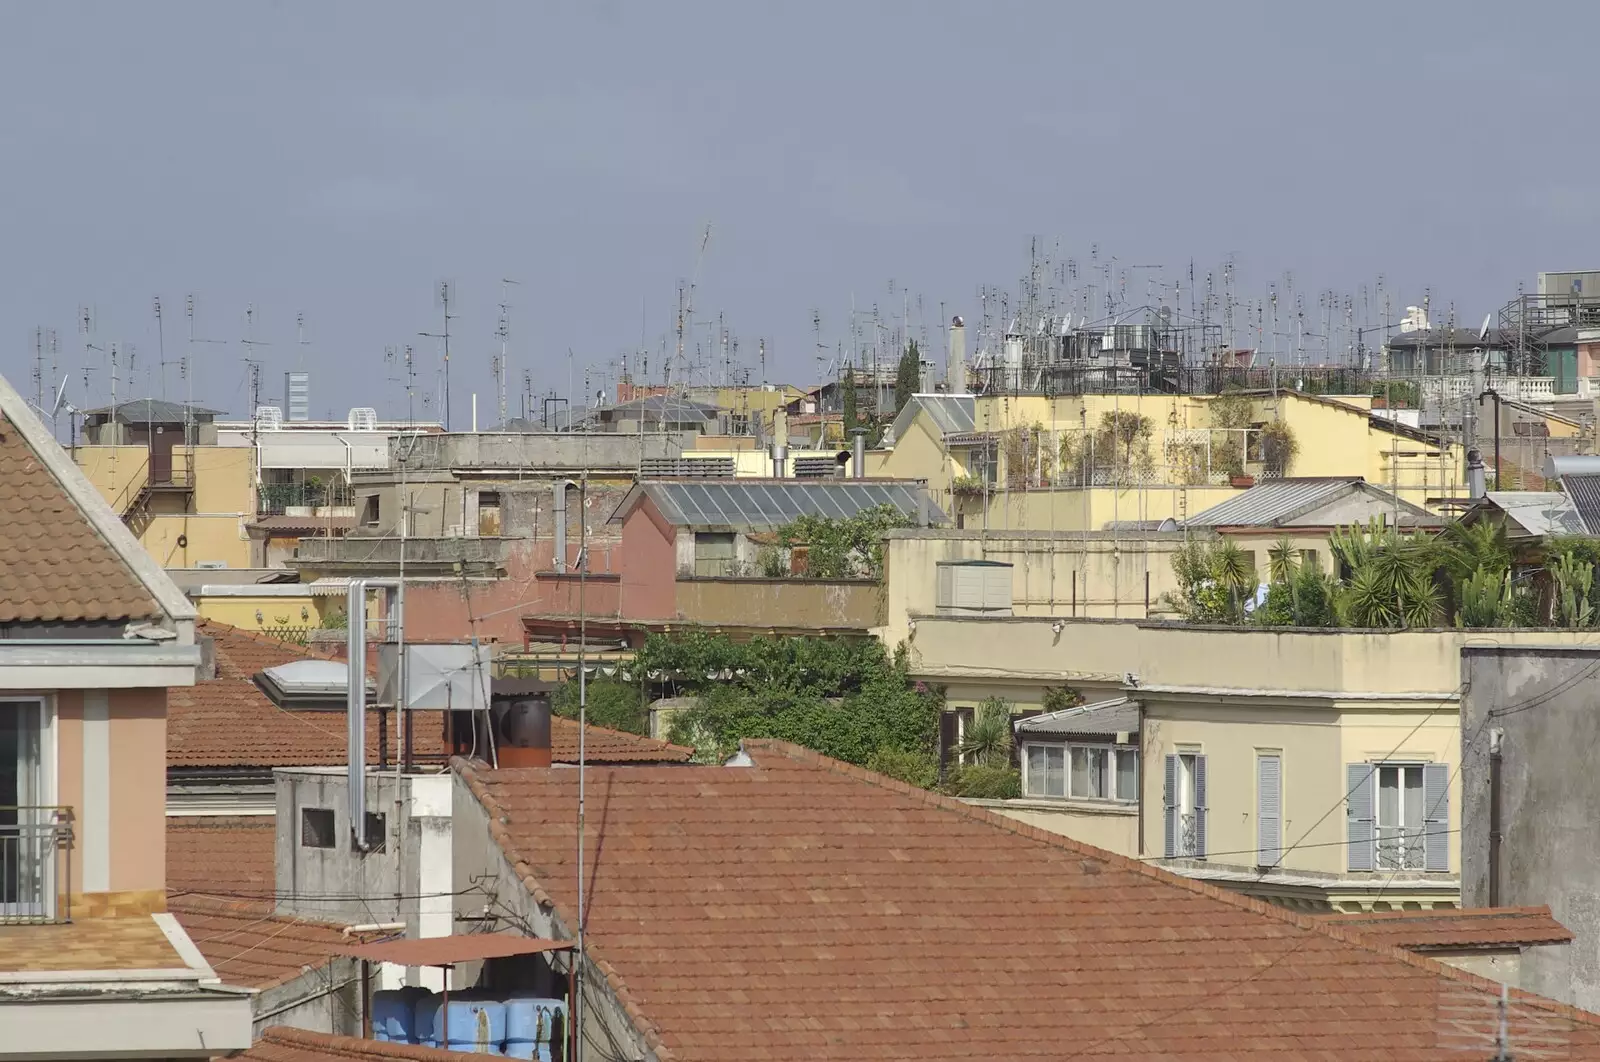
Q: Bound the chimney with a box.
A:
[197,634,217,681]
[491,694,552,768]
[1467,447,1487,499]
[946,316,967,394]
[851,429,867,479]
[770,440,788,478]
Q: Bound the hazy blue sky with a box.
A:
[2,1,1596,426]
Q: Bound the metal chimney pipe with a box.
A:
[851,429,866,479]
[553,482,568,573]
[771,440,788,478]
[346,579,367,850]
[1467,447,1486,500]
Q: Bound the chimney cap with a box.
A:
[951,315,964,327]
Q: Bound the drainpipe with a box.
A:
[553,481,568,573]
[1489,727,1504,907]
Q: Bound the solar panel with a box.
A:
[638,480,939,529]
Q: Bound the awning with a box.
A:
[337,934,574,966]
[307,577,353,596]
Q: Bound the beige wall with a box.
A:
[880,530,1188,646]
[969,798,1140,856]
[675,577,883,629]
[193,593,328,632]
[50,688,167,902]
[109,688,166,894]
[975,485,1239,534]
[77,444,255,569]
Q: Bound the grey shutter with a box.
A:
[1347,763,1376,871]
[1257,754,1282,867]
[1193,755,1208,858]
[1163,754,1177,859]
[1423,762,1450,872]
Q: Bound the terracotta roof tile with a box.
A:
[1320,906,1574,951]
[167,815,277,899]
[462,740,1600,1062]
[0,411,158,622]
[170,621,690,768]
[234,1026,485,1062]
[168,895,349,988]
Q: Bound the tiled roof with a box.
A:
[1014,696,1139,737]
[168,895,348,988]
[169,622,451,768]
[0,409,160,622]
[462,741,1600,1062]
[171,621,690,768]
[167,815,277,899]
[1320,906,1574,951]
[231,1027,483,1062]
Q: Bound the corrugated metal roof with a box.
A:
[81,398,225,422]
[338,934,573,965]
[1479,492,1587,537]
[1015,697,1138,738]
[1185,478,1360,528]
[1562,475,1600,535]
[623,480,945,529]
[887,395,975,446]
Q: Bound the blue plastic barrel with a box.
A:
[503,996,567,1062]
[418,993,506,1054]
[372,987,429,1043]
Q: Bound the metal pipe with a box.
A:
[553,482,568,573]
[1489,727,1504,907]
[343,922,405,938]
[347,579,367,851]
[361,960,371,1038]
[851,429,866,479]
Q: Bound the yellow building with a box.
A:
[873,389,1469,532]
[76,443,256,569]
[905,616,1598,912]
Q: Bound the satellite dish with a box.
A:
[1478,313,1492,342]
[50,377,68,418]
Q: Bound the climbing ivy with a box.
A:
[640,632,941,766]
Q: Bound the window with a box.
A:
[300,807,336,849]
[1347,761,1449,872]
[940,707,976,768]
[363,812,387,853]
[1300,549,1319,572]
[1025,742,1137,801]
[1163,752,1207,859]
[362,494,380,526]
[477,490,502,536]
[1257,753,1282,868]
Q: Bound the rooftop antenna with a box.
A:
[31,327,47,412]
[296,312,310,367]
[495,278,520,430]
[184,295,225,414]
[670,224,712,392]
[153,297,171,400]
[418,281,455,430]
[241,305,272,490]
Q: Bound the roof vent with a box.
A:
[348,407,378,431]
[254,405,284,431]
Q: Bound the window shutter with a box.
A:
[1346,763,1376,871]
[1163,754,1177,859]
[1193,754,1208,858]
[1423,762,1450,872]
[1257,754,1282,868]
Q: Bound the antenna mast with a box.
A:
[496,279,519,429]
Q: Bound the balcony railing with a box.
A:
[1376,827,1425,872]
[1178,812,1199,858]
[258,480,356,516]
[0,807,74,924]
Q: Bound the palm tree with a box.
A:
[1267,536,1300,585]
[1331,517,1441,628]
[956,697,1014,768]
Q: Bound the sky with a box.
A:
[2,1,1597,428]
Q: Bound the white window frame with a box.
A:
[1375,761,1426,871]
[1021,739,1137,803]
[0,695,58,921]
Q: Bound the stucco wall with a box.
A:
[618,502,678,621]
[968,798,1139,856]
[1461,646,1600,1011]
[109,688,167,894]
[675,577,882,629]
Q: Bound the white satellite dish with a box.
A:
[1478,313,1492,342]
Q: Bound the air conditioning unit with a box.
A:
[194,560,229,570]
[936,560,1013,617]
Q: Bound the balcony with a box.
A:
[0,807,74,924]
[258,479,356,517]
